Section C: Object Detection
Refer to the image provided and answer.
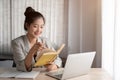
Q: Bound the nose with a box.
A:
[37,27,42,32]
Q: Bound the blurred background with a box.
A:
[0,0,120,79]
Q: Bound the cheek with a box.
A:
[40,28,43,32]
[31,28,38,32]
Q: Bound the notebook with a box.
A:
[0,68,39,79]
[46,51,96,80]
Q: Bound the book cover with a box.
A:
[34,44,65,67]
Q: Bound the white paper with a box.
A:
[0,70,39,79]
[15,71,39,79]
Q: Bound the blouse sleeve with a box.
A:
[11,40,32,72]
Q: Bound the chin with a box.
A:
[34,35,41,38]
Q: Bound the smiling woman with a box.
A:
[0,0,99,69]
[0,0,66,68]
[11,7,62,72]
[0,0,66,59]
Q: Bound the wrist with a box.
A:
[29,50,36,56]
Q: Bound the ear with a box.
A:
[25,23,30,30]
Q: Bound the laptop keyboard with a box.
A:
[54,74,63,78]
[46,69,64,79]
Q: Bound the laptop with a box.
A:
[46,51,96,80]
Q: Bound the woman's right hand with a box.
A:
[29,42,46,56]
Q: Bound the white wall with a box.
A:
[102,0,120,79]
[102,0,115,76]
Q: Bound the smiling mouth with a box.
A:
[35,32,42,35]
[34,31,42,35]
[35,33,40,35]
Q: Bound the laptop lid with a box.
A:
[61,51,96,80]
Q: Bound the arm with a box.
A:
[11,40,29,71]
[25,42,43,71]
[11,40,42,72]
[45,55,62,71]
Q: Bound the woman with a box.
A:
[11,7,62,72]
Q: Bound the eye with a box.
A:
[33,25,37,28]
[40,26,44,29]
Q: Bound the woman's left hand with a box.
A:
[45,62,58,71]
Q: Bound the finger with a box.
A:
[42,40,45,44]
[35,43,43,50]
[36,42,42,46]
[36,42,46,50]
[41,40,46,47]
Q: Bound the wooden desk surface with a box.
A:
[0,68,113,80]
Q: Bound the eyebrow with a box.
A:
[33,24,44,27]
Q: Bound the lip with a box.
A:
[34,33,40,35]
[35,34,40,36]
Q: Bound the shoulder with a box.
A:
[11,35,25,44]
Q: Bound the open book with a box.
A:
[0,68,39,79]
[34,44,65,67]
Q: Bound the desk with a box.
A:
[0,68,113,80]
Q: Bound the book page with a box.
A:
[15,71,39,79]
[0,69,39,79]
[0,71,20,78]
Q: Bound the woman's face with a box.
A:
[27,18,44,38]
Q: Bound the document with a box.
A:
[0,69,39,79]
[15,71,39,79]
